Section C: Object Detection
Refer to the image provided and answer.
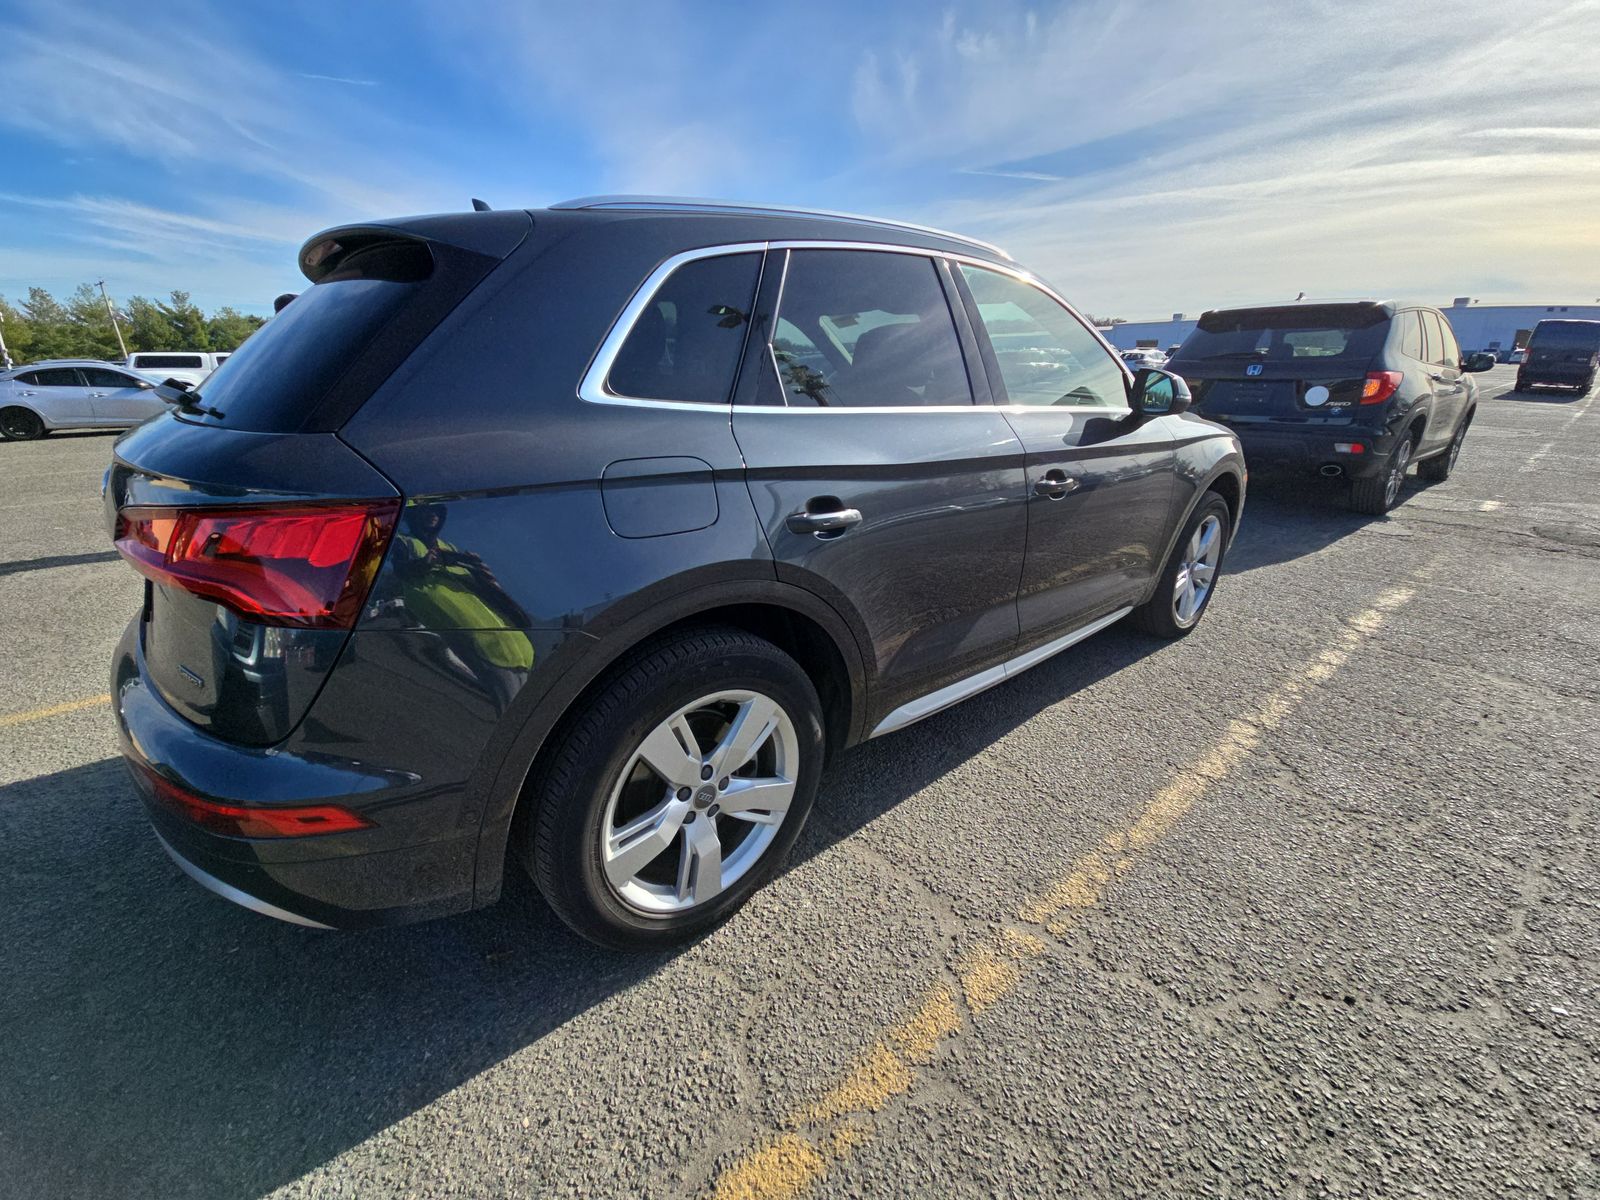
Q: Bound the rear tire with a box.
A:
[1418,414,1470,482]
[521,625,824,950]
[0,407,45,441]
[1349,432,1413,515]
[1129,493,1231,639]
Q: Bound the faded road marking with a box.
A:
[708,584,1418,1200]
[1478,499,1503,512]
[0,693,111,728]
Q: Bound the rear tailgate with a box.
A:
[108,420,401,745]
[107,212,530,745]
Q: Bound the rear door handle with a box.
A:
[1034,470,1079,499]
[1428,371,1446,382]
[786,506,863,536]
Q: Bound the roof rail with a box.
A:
[548,195,1012,260]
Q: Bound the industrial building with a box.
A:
[1099,300,1600,356]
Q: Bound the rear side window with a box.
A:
[187,240,435,431]
[960,265,1125,407]
[763,249,971,408]
[1178,305,1389,365]
[133,354,203,369]
[608,253,761,404]
[1433,314,1461,366]
[1398,312,1425,360]
[29,368,83,387]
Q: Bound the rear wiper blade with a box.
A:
[152,379,225,419]
[1200,349,1269,361]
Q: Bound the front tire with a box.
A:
[522,626,824,950]
[1129,492,1231,639]
[1349,432,1413,515]
[0,407,45,441]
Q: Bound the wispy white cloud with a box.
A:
[300,72,380,87]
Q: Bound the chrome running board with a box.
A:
[869,607,1132,738]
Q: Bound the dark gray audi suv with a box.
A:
[108,197,1245,948]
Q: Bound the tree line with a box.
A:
[0,285,267,364]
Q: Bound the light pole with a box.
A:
[97,280,129,360]
[0,309,11,371]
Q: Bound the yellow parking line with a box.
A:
[708,584,1418,1200]
[0,693,111,728]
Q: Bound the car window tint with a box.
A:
[1399,312,1425,360]
[1434,314,1461,366]
[959,265,1124,407]
[770,250,972,408]
[81,367,140,388]
[608,252,761,404]
[134,354,203,369]
[14,371,39,385]
[1420,312,1447,366]
[32,368,84,387]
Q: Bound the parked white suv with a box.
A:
[123,351,230,387]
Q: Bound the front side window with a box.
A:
[766,250,972,408]
[959,265,1125,407]
[1420,311,1448,366]
[81,367,143,388]
[607,252,761,404]
[1433,314,1461,366]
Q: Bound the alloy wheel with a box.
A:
[1385,437,1413,506]
[1172,514,1223,627]
[600,689,798,916]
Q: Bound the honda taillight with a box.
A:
[1360,370,1402,405]
[115,501,400,629]
[135,762,373,837]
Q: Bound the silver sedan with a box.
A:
[0,360,174,440]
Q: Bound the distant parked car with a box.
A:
[123,351,229,387]
[1505,347,1528,364]
[1516,319,1599,393]
[1121,347,1167,369]
[0,359,175,440]
[1167,301,1493,514]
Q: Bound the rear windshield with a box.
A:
[186,242,432,431]
[1176,306,1390,365]
[1530,321,1600,350]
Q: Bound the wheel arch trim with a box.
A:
[468,578,870,906]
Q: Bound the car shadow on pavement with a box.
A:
[1503,388,1588,404]
[1223,476,1404,574]
[0,630,1168,1200]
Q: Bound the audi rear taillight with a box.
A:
[1360,370,1402,405]
[135,762,373,838]
[115,500,400,629]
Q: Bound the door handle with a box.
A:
[1428,371,1445,382]
[786,505,863,536]
[1034,470,1079,499]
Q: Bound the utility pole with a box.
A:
[97,280,129,360]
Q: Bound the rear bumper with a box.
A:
[1518,368,1592,388]
[1213,420,1397,479]
[113,616,481,930]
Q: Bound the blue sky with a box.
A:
[3,0,1598,319]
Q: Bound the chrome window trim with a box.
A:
[870,606,1133,737]
[577,239,1131,413]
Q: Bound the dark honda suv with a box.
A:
[108,198,1245,949]
[1168,302,1493,514]
[1517,319,1600,393]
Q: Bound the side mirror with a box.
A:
[1462,352,1496,372]
[1130,367,1192,417]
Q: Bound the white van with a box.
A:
[124,351,230,387]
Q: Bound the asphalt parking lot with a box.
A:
[2,364,1596,1199]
